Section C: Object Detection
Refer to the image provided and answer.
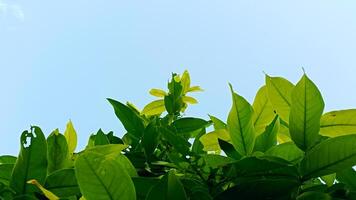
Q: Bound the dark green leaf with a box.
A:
[45,169,80,198]
[10,127,48,195]
[47,129,71,174]
[254,115,279,152]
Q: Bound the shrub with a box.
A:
[1,71,356,200]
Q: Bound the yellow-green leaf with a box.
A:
[187,86,203,93]
[142,100,166,116]
[149,89,167,98]
[200,129,231,152]
[227,84,256,156]
[181,70,191,94]
[27,179,59,200]
[64,120,77,155]
[252,86,276,135]
[182,96,198,104]
[320,109,356,137]
[265,75,294,122]
[289,74,324,151]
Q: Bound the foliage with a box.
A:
[1,70,356,200]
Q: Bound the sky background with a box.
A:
[1,1,356,155]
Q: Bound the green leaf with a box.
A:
[320,173,335,187]
[265,142,304,164]
[160,128,191,155]
[172,117,209,136]
[64,120,78,155]
[337,168,356,190]
[107,98,145,140]
[289,74,324,151]
[199,129,230,153]
[252,86,276,135]
[254,115,280,152]
[203,154,235,168]
[209,115,226,130]
[132,177,160,199]
[11,127,48,195]
[227,84,255,156]
[296,191,332,200]
[94,129,110,146]
[142,100,166,116]
[217,156,300,200]
[146,171,187,200]
[75,151,136,200]
[0,155,16,185]
[47,129,71,174]
[218,139,241,160]
[320,109,356,137]
[265,75,294,122]
[45,169,80,198]
[142,122,160,160]
[301,135,356,179]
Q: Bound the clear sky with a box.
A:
[1,1,356,155]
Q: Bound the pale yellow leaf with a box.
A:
[200,129,231,152]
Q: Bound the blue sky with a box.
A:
[1,1,356,155]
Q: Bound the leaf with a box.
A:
[217,156,300,200]
[337,168,356,190]
[300,135,356,179]
[320,109,356,137]
[265,142,304,164]
[11,127,48,195]
[296,191,332,200]
[321,173,335,187]
[84,144,128,156]
[200,129,230,152]
[0,163,14,185]
[265,75,294,122]
[142,100,166,116]
[187,86,203,93]
[289,74,324,151]
[172,117,209,135]
[0,155,16,185]
[27,179,59,200]
[182,96,198,104]
[45,169,80,198]
[64,120,78,155]
[181,70,191,94]
[149,89,167,97]
[75,151,136,200]
[203,154,235,168]
[108,98,145,140]
[218,139,241,160]
[160,128,191,155]
[254,115,280,152]
[94,129,110,145]
[146,171,187,200]
[252,86,276,135]
[132,177,160,199]
[142,122,160,160]
[227,84,255,156]
[47,129,71,174]
[209,115,226,130]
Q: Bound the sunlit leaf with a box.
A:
[289,74,324,151]
[142,100,166,116]
[227,84,255,155]
[64,120,78,155]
